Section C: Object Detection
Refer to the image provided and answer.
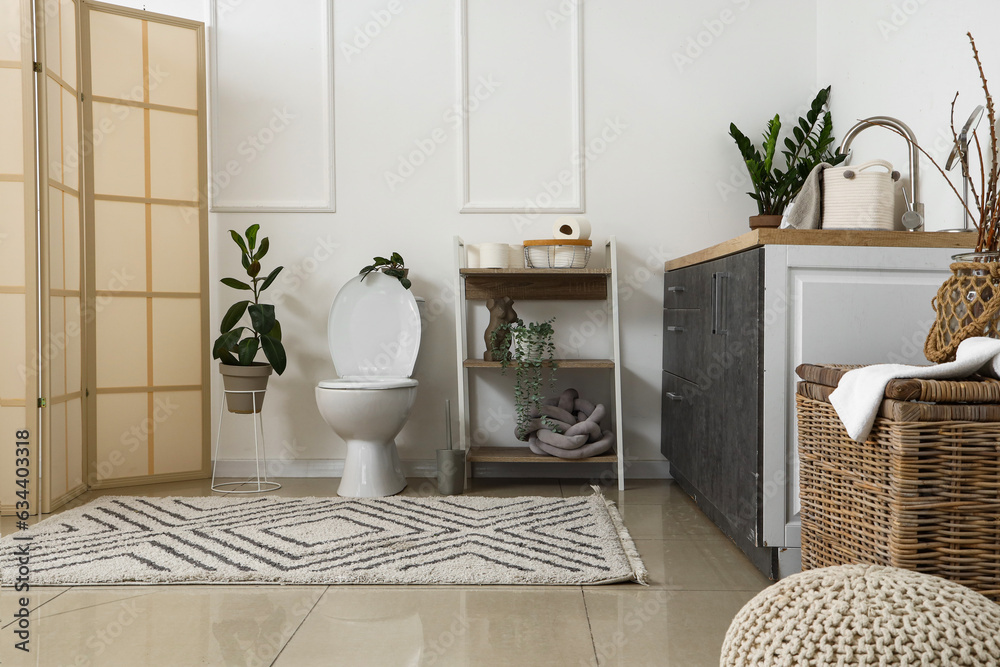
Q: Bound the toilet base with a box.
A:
[338,439,407,498]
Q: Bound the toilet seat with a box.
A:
[318,377,418,390]
[327,272,421,379]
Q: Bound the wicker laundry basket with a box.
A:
[795,363,1000,601]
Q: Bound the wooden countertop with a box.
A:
[664,229,978,271]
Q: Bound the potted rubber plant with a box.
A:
[359,252,411,289]
[489,318,557,440]
[213,224,286,413]
[729,85,846,228]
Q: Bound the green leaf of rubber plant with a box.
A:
[245,224,260,251]
[220,300,250,333]
[213,329,243,360]
[259,266,283,292]
[252,237,269,262]
[238,337,259,365]
[248,303,276,336]
[230,230,249,255]
[260,334,287,375]
[268,320,282,341]
[221,277,252,291]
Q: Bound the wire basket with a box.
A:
[523,239,592,269]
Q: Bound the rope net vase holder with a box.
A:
[925,253,1000,362]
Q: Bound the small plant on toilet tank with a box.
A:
[213,224,286,413]
[359,252,411,289]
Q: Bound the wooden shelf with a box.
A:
[461,268,610,301]
[464,358,615,369]
[460,268,612,275]
[466,446,618,464]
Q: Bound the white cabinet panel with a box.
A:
[761,245,960,547]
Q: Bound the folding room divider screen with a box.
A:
[0,0,208,516]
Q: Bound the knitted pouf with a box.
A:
[720,564,1000,666]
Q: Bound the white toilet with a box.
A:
[315,272,422,497]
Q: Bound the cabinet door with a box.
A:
[661,371,710,486]
[701,249,763,542]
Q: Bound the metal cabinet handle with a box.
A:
[664,392,684,401]
[665,326,686,332]
[666,286,685,293]
[712,271,729,335]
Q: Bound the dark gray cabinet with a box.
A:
[662,248,775,577]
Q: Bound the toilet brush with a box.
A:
[437,399,466,495]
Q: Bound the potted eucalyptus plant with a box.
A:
[489,318,557,440]
[213,224,286,413]
[729,85,846,228]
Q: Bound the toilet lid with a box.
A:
[328,272,421,379]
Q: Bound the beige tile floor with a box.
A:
[0,477,772,666]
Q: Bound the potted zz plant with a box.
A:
[729,85,846,229]
[213,224,286,414]
[489,318,557,440]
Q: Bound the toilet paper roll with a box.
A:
[552,216,591,240]
[465,244,481,268]
[508,244,524,269]
[479,243,510,269]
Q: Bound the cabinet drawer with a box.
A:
[664,263,712,309]
[662,308,709,381]
[661,371,708,478]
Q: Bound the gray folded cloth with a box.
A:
[784,162,832,230]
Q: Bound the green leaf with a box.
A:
[238,337,259,365]
[390,252,403,264]
[241,253,251,271]
[248,260,261,278]
[213,329,242,360]
[400,277,411,290]
[230,230,249,255]
[221,277,252,291]
[383,268,403,279]
[248,303,276,336]
[220,300,250,333]
[252,237,269,262]
[245,224,260,251]
[260,266,283,292]
[268,320,282,341]
[373,256,389,266]
[260,334,287,375]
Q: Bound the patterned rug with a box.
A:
[0,493,646,586]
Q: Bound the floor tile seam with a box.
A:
[579,585,601,667]
[268,585,329,667]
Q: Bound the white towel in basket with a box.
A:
[829,337,1000,442]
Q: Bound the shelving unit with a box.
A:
[453,236,625,490]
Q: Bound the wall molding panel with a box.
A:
[460,0,584,214]
[209,0,336,212]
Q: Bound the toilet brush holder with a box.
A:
[436,449,466,495]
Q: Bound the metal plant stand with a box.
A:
[212,389,281,494]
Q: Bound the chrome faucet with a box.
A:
[838,117,924,230]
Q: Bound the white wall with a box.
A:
[196,0,822,477]
[817,0,1000,230]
